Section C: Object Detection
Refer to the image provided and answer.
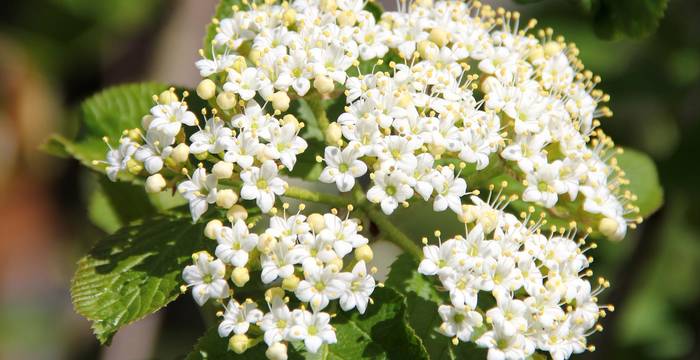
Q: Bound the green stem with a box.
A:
[307,97,330,136]
[282,185,353,208]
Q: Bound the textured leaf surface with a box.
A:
[593,0,669,39]
[617,147,664,217]
[71,216,209,344]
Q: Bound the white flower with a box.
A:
[260,241,306,283]
[105,138,137,181]
[438,305,483,342]
[224,67,268,101]
[485,296,529,338]
[260,296,294,345]
[218,299,264,337]
[339,261,375,314]
[215,219,259,267]
[196,53,237,77]
[189,117,234,155]
[522,160,567,208]
[288,310,337,353]
[134,129,175,174]
[182,251,229,306]
[225,132,263,169]
[240,160,287,213]
[178,168,218,221]
[431,166,467,213]
[319,142,367,192]
[295,259,350,311]
[265,123,308,170]
[367,171,414,215]
[148,101,196,137]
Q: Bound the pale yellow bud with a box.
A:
[283,9,296,26]
[231,267,250,287]
[216,91,237,110]
[337,10,356,27]
[141,115,154,129]
[227,204,248,222]
[171,143,190,163]
[212,161,234,179]
[265,287,285,303]
[282,114,299,128]
[325,122,342,145]
[458,205,477,223]
[127,159,143,175]
[257,233,278,253]
[204,219,223,240]
[127,128,142,143]
[270,91,291,112]
[248,49,262,64]
[196,79,216,100]
[599,217,623,241]
[418,40,438,60]
[265,342,288,360]
[313,75,334,94]
[307,213,326,233]
[158,90,178,104]
[544,41,562,57]
[327,258,344,272]
[429,28,449,47]
[282,274,300,291]
[319,0,336,12]
[216,189,239,209]
[145,174,167,193]
[354,244,374,262]
[195,151,209,161]
[229,334,249,354]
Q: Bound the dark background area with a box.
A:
[0,0,698,359]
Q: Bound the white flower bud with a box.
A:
[216,189,238,209]
[265,342,288,360]
[281,274,300,291]
[212,161,234,179]
[282,114,299,128]
[599,217,623,241]
[429,28,449,47]
[145,174,166,193]
[270,91,290,112]
[325,122,342,145]
[231,267,250,287]
[196,79,216,100]
[204,219,223,240]
[354,244,374,262]
[327,258,344,272]
[171,143,190,163]
[265,287,285,303]
[313,75,334,94]
[216,91,237,110]
[257,233,277,254]
[226,204,248,222]
[158,90,178,104]
[307,213,325,233]
[127,159,143,175]
[229,334,249,354]
[282,9,296,25]
[337,10,356,27]
[141,115,154,130]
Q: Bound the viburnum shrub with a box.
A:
[47,0,663,359]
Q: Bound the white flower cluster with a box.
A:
[181,206,377,358]
[418,194,612,360]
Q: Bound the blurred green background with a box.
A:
[0,0,697,359]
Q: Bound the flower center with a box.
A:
[257,179,268,189]
[386,185,397,196]
[339,163,349,172]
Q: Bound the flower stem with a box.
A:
[307,97,330,136]
[282,185,353,208]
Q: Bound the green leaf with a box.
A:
[71,216,211,344]
[186,327,267,360]
[88,177,156,233]
[617,147,664,218]
[592,0,669,39]
[385,253,442,303]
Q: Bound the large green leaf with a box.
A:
[592,0,669,39]
[71,216,210,344]
[617,147,664,218]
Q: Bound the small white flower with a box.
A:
[260,241,306,284]
[215,219,259,267]
[105,138,137,181]
[367,171,414,215]
[288,310,337,353]
[319,142,368,192]
[218,299,264,337]
[339,261,375,314]
[182,251,229,306]
[265,123,308,170]
[240,160,287,213]
[431,166,467,213]
[260,296,294,345]
[438,305,483,342]
[148,101,196,137]
[189,117,234,155]
[134,129,175,174]
[295,259,350,311]
[178,168,218,221]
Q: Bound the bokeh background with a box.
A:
[0,0,698,359]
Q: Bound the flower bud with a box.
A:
[204,219,223,240]
[337,10,356,27]
[231,267,250,287]
[307,213,325,233]
[544,41,562,57]
[265,342,288,360]
[217,91,237,110]
[313,75,334,95]
[141,115,154,129]
[429,28,449,47]
[270,91,290,112]
[281,114,299,128]
[599,217,623,241]
[216,189,239,209]
[127,159,143,175]
[194,151,209,161]
[171,143,190,163]
[127,128,142,143]
[158,90,178,104]
[257,233,278,254]
[196,79,216,100]
[282,274,300,291]
[145,174,167,193]
[354,244,374,262]
[319,0,336,12]
[227,204,248,222]
[327,258,344,272]
[265,287,285,303]
[212,161,234,179]
[229,334,249,354]
[283,9,296,26]
[325,122,342,145]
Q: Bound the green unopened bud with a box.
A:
[265,287,285,303]
[195,151,209,161]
